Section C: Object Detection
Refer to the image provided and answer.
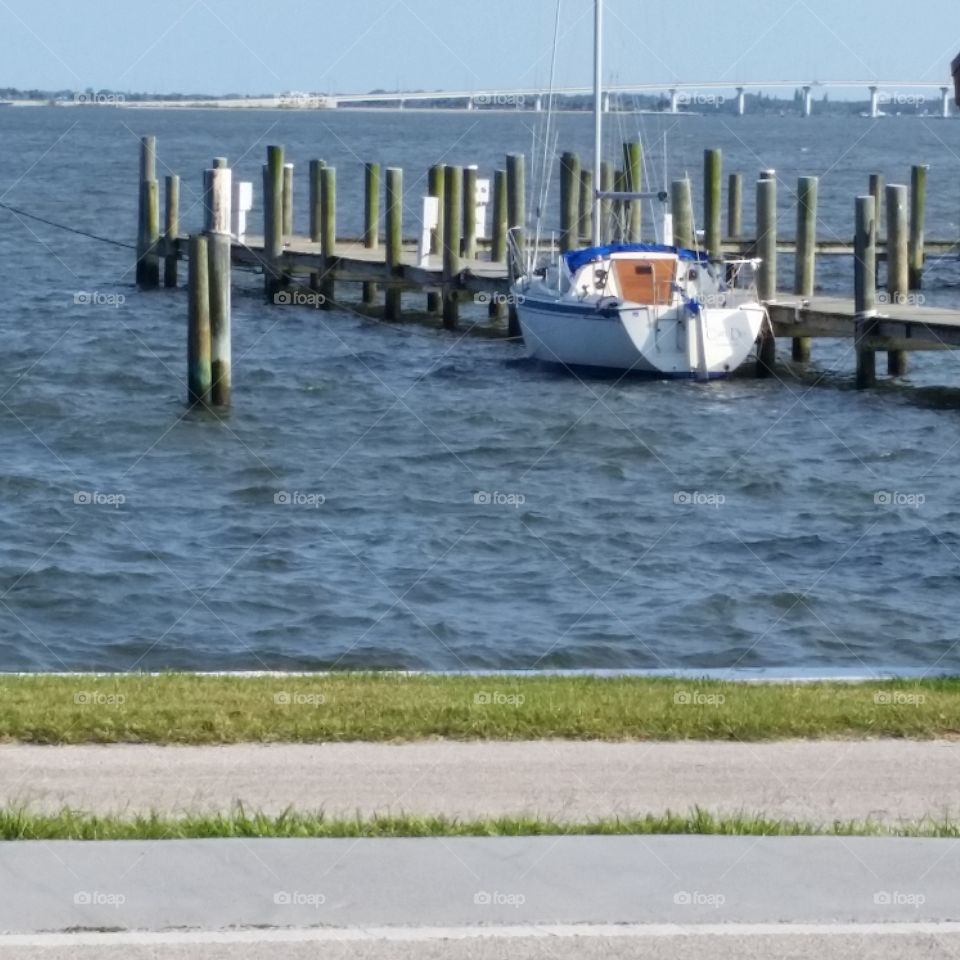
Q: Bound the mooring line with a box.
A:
[0,200,136,250]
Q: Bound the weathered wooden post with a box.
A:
[886,183,909,376]
[869,174,885,239]
[909,164,928,290]
[426,164,445,314]
[318,166,337,308]
[506,153,525,337]
[385,166,403,321]
[187,234,211,407]
[623,141,643,242]
[205,165,232,406]
[443,165,463,330]
[136,136,160,289]
[756,176,778,375]
[579,168,594,246]
[613,170,626,242]
[309,159,324,242]
[727,173,742,240]
[704,149,722,261]
[263,145,284,296]
[282,163,294,239]
[670,179,694,249]
[490,168,508,321]
[462,165,478,260]
[600,161,614,244]
[364,162,381,305]
[793,175,818,361]
[855,195,878,389]
[163,174,180,288]
[559,151,581,253]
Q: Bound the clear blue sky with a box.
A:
[0,0,957,95]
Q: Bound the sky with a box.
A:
[0,0,957,96]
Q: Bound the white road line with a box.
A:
[5,923,960,947]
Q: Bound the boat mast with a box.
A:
[592,0,603,247]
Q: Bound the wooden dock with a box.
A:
[133,137,960,405]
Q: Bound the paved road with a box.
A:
[2,740,959,823]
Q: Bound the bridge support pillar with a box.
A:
[941,87,951,118]
[802,86,813,117]
[466,97,474,111]
[869,86,880,119]
[534,95,543,112]
[602,92,611,113]
[736,87,746,116]
[669,89,679,114]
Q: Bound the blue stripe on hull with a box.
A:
[530,359,739,381]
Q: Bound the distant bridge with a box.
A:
[306,81,956,118]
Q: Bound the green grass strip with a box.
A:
[3,807,960,841]
[1,673,958,744]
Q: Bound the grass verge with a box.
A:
[3,807,960,841]
[0,673,957,744]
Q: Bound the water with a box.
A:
[1,106,960,673]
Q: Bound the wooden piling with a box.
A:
[205,166,232,407]
[868,174,885,239]
[909,164,928,290]
[282,163,294,239]
[187,234,211,407]
[309,159,324,242]
[792,175,818,362]
[263,145,284,296]
[136,136,160,289]
[623,141,643,242]
[427,164,445,314]
[559,152,581,253]
[319,166,337,308]
[670,179,694,249]
[855,195,878,389]
[491,169,507,263]
[385,166,403,321]
[703,149,722,261]
[364,162,381,305]
[613,170,626,242]
[886,183,909,376]
[506,154,525,337]
[462,165,478,260]
[600,161,614,244]
[442,165,463,330]
[163,174,180,288]
[756,177,778,376]
[727,173,742,240]
[579,168,594,246]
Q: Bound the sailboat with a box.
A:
[511,0,767,380]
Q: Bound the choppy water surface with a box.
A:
[1,107,960,672]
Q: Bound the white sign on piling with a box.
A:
[419,196,440,267]
[233,182,253,241]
